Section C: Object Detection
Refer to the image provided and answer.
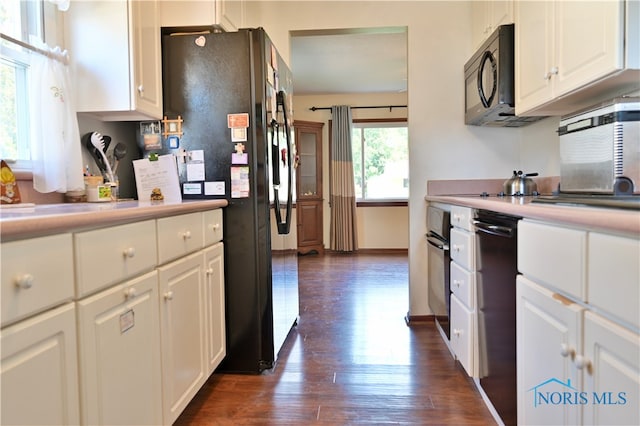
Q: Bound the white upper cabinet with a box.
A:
[64,0,162,120]
[471,0,514,49]
[159,0,245,31]
[515,0,640,116]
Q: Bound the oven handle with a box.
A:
[426,234,449,251]
[473,220,516,238]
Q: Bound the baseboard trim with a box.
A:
[404,314,434,326]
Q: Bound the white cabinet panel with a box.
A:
[450,260,474,309]
[1,234,74,326]
[65,0,162,120]
[159,0,245,31]
[516,276,583,426]
[204,243,226,374]
[588,232,640,329]
[204,209,224,246]
[76,271,162,426]
[75,220,157,297]
[518,220,586,300]
[1,303,80,426]
[583,311,640,426]
[450,228,475,271]
[451,294,474,376]
[451,205,474,232]
[157,212,205,264]
[158,252,207,425]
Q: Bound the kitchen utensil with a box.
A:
[503,170,538,195]
[90,132,116,183]
[112,142,127,175]
[83,132,111,177]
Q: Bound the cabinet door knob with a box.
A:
[206,268,213,275]
[137,85,144,94]
[453,279,462,288]
[14,274,34,289]
[124,287,137,299]
[453,244,462,252]
[183,230,192,240]
[211,223,220,231]
[123,247,136,258]
[453,328,462,336]
[560,343,575,358]
[575,354,591,371]
[164,291,174,301]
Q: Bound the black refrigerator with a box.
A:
[161,28,299,373]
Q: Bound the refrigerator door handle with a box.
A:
[274,90,293,235]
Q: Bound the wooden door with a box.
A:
[294,120,324,254]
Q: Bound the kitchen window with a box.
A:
[0,0,47,169]
[351,119,408,203]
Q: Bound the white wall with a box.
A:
[245,1,563,316]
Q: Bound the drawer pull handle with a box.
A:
[183,231,192,240]
[211,223,220,231]
[15,274,34,289]
[206,268,214,275]
[124,287,137,299]
[123,247,136,258]
[164,291,174,301]
[560,343,575,358]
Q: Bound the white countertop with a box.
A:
[0,199,228,242]
[425,194,640,236]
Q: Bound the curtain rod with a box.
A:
[1,33,68,64]
[309,105,407,112]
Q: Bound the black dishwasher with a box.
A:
[473,210,520,426]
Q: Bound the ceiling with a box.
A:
[290,27,408,95]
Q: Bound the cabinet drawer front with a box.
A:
[451,294,475,377]
[451,261,475,309]
[75,220,157,297]
[203,209,223,246]
[588,232,640,329]
[451,228,475,271]
[518,220,586,300]
[451,206,474,232]
[157,212,204,264]
[1,234,75,326]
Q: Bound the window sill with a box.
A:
[356,200,408,207]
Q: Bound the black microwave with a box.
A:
[464,24,544,127]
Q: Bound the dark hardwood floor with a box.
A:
[175,252,496,425]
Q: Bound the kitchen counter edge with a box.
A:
[0,199,228,242]
[425,195,640,236]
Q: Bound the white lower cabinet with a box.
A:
[1,303,80,425]
[76,271,162,426]
[204,242,226,374]
[158,251,208,425]
[517,276,583,425]
[450,293,474,375]
[517,276,640,426]
[582,311,640,425]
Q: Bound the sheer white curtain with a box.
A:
[330,105,358,252]
[29,42,84,193]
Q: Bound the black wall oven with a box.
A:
[426,206,451,339]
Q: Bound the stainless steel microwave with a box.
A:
[464,24,544,127]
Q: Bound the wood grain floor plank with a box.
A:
[175,253,495,425]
